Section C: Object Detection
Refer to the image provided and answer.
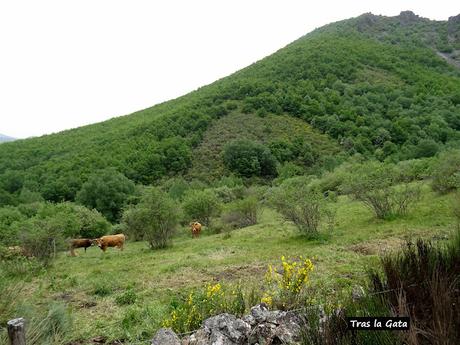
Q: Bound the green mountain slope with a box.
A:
[0,11,459,203]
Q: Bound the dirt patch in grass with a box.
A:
[211,264,266,282]
[348,237,406,256]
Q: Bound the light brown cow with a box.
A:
[92,234,125,252]
[69,238,93,257]
[189,222,202,238]
[7,246,31,257]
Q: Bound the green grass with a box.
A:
[1,183,456,343]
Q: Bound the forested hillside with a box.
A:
[0,11,459,205]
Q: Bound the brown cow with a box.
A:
[190,222,202,238]
[69,239,93,257]
[92,234,125,252]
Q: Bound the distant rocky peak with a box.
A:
[448,14,460,43]
[398,10,421,25]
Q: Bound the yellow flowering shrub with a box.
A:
[162,283,246,333]
[263,255,314,309]
[163,256,314,333]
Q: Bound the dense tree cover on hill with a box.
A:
[0,11,459,210]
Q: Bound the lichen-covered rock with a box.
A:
[169,305,306,345]
[151,328,181,345]
[187,313,251,345]
[352,285,365,301]
[248,306,304,345]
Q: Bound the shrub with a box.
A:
[269,177,333,236]
[164,177,190,200]
[264,256,314,310]
[221,196,259,229]
[213,185,237,203]
[222,140,278,178]
[122,187,179,249]
[344,161,421,219]
[394,157,434,183]
[17,219,64,266]
[162,283,247,333]
[431,150,460,194]
[0,206,25,245]
[182,189,221,226]
[72,205,110,239]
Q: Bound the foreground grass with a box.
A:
[1,183,456,344]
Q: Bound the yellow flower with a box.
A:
[261,293,273,306]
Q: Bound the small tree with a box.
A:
[221,196,260,229]
[344,161,421,219]
[122,187,178,249]
[223,140,277,178]
[269,177,332,236]
[182,189,221,226]
[431,150,460,194]
[72,205,110,239]
[76,168,135,222]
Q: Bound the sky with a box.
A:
[0,1,459,139]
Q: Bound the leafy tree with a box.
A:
[72,205,110,239]
[431,150,460,194]
[343,161,421,219]
[122,187,179,249]
[269,177,334,236]
[182,189,221,226]
[76,169,135,222]
[413,139,439,158]
[223,140,277,178]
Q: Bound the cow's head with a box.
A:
[91,238,102,248]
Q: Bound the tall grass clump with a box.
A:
[370,228,460,344]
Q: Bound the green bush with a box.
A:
[122,187,179,249]
[344,161,421,219]
[76,168,136,222]
[0,206,25,245]
[222,140,277,178]
[394,158,434,183]
[269,177,334,236]
[182,189,221,226]
[431,150,460,194]
[221,196,260,229]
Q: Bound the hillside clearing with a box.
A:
[3,182,455,343]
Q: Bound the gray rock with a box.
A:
[250,303,270,323]
[151,328,181,345]
[352,285,365,301]
[175,305,306,345]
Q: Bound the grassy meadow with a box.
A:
[1,182,456,344]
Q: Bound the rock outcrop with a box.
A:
[155,304,306,345]
[151,328,181,345]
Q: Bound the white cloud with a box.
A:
[0,0,458,138]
